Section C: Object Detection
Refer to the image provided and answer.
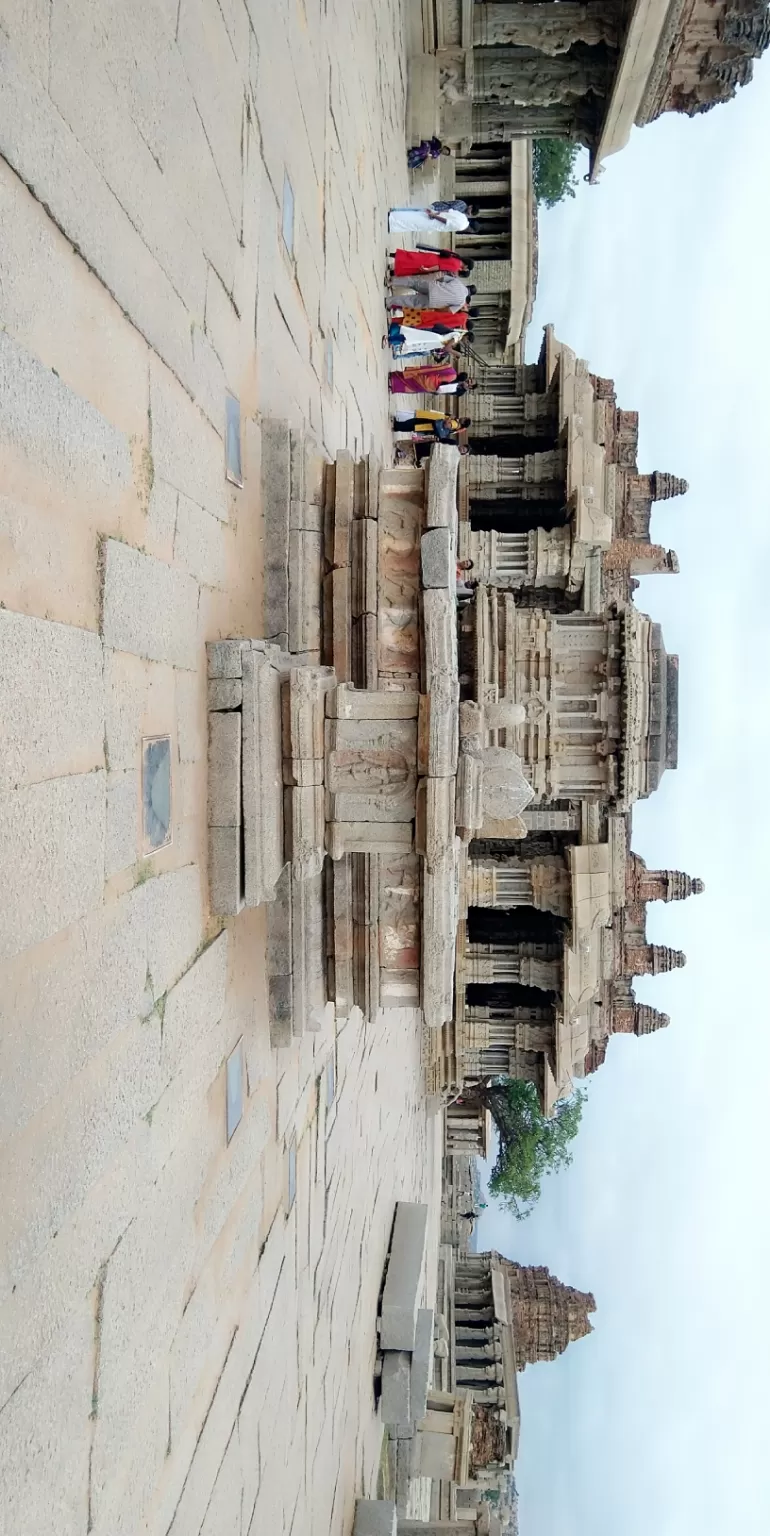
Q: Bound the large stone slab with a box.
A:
[422,586,458,685]
[207,710,241,829]
[208,826,241,917]
[0,33,197,400]
[0,610,105,792]
[426,443,460,528]
[354,1501,397,1536]
[101,539,199,670]
[421,526,454,590]
[410,1308,435,1424]
[150,355,227,521]
[261,418,291,648]
[326,685,419,721]
[380,1201,428,1351]
[242,646,284,906]
[0,771,106,960]
[380,1351,411,1426]
[422,844,459,1030]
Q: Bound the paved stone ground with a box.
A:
[0,4,442,1535]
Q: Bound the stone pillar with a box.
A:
[473,46,612,106]
[471,98,601,145]
[473,3,619,54]
[465,945,562,991]
[468,855,569,916]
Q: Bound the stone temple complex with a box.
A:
[411,1,770,175]
[0,2,736,1533]
[207,334,704,1110]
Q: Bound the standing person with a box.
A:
[389,366,476,395]
[389,323,466,356]
[432,199,476,214]
[395,308,469,331]
[392,411,471,433]
[392,249,472,278]
[388,204,475,234]
[391,274,475,311]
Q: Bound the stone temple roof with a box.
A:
[647,627,678,788]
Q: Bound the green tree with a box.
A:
[459,1077,585,1220]
[533,139,581,209]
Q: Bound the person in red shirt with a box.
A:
[392,249,473,278]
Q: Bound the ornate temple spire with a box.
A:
[625,943,687,976]
[650,472,689,500]
[636,867,705,902]
[634,1004,670,1035]
[500,1260,596,1370]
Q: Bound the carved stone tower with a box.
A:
[501,1260,596,1369]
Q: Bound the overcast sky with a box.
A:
[477,58,770,1536]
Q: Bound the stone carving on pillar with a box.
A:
[474,47,611,108]
[480,746,535,822]
[473,2,619,55]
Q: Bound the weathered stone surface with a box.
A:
[410,1307,435,1423]
[420,526,453,590]
[380,1201,428,1351]
[242,648,283,906]
[422,845,459,1030]
[326,715,418,823]
[207,678,242,711]
[105,769,138,878]
[174,491,227,587]
[206,640,245,680]
[0,329,133,508]
[0,34,197,396]
[422,587,458,684]
[0,1291,92,1536]
[150,355,227,522]
[456,750,484,834]
[426,443,460,528]
[289,666,333,760]
[290,785,326,880]
[0,610,105,792]
[327,821,413,860]
[423,775,456,871]
[102,539,199,671]
[161,931,229,1079]
[354,1500,398,1536]
[208,710,241,829]
[0,771,106,959]
[288,528,322,652]
[423,676,459,779]
[290,428,326,506]
[380,1350,411,1426]
[261,418,291,646]
[327,685,419,721]
[481,746,535,821]
[208,825,242,917]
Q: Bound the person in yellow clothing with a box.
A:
[392,409,470,437]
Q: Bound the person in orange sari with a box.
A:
[389,365,475,395]
[397,308,469,331]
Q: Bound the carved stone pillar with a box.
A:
[468,855,569,916]
[472,98,601,145]
[473,3,618,54]
[474,44,613,106]
[465,945,562,991]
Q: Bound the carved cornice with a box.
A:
[636,0,690,125]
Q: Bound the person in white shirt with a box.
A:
[388,204,475,234]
